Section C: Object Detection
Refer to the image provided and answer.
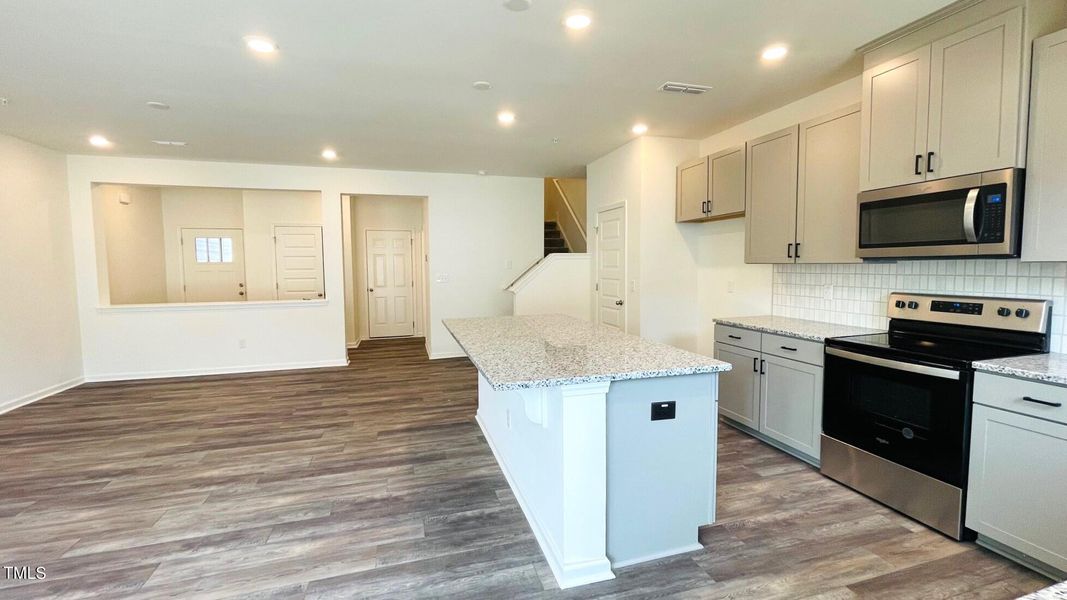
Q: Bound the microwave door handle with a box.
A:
[963,188,979,243]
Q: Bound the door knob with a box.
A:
[615,300,624,306]
[238,291,245,296]
[239,283,244,288]
[368,288,374,292]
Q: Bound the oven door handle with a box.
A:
[826,347,961,380]
[963,188,980,243]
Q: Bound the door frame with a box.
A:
[595,201,627,333]
[363,228,417,339]
[178,227,246,302]
[271,223,325,300]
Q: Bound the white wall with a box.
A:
[510,254,592,321]
[692,76,862,355]
[160,186,244,301]
[242,189,321,302]
[67,155,541,380]
[348,194,426,342]
[93,184,167,304]
[0,134,83,411]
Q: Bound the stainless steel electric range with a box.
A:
[821,292,1052,540]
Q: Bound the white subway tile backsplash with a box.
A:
[772,260,1067,352]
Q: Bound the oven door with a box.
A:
[823,347,972,487]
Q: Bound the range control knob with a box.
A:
[1016,308,1031,319]
[997,307,1012,317]
[895,300,907,309]
[907,301,920,310]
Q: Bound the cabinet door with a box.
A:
[676,156,709,223]
[967,404,1067,573]
[927,8,1023,179]
[713,344,760,429]
[1021,28,1067,262]
[760,354,823,460]
[708,145,746,219]
[860,46,930,191]
[745,126,799,264]
[797,105,861,264]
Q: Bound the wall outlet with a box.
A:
[727,280,736,293]
[822,284,835,301]
[238,339,247,349]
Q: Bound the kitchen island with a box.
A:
[444,314,731,589]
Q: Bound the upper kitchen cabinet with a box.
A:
[859,7,1024,191]
[676,156,709,222]
[745,126,799,263]
[796,105,862,264]
[676,145,746,223]
[1022,28,1067,262]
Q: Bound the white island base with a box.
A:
[476,372,718,589]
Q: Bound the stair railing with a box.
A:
[551,178,586,252]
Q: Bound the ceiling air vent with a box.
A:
[658,81,712,95]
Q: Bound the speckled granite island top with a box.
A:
[1020,581,1067,599]
[713,315,884,342]
[443,314,731,390]
[973,352,1067,387]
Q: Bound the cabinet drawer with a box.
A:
[761,333,823,366]
[715,324,760,351]
[974,372,1067,426]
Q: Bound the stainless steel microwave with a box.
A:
[857,168,1023,259]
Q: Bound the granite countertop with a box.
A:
[443,314,731,391]
[973,353,1067,387]
[1020,581,1067,599]
[713,315,884,342]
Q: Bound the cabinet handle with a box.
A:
[728,334,742,340]
[701,200,708,214]
[780,346,798,352]
[787,243,794,259]
[795,242,801,259]
[914,154,923,176]
[753,357,758,372]
[759,359,766,375]
[927,151,935,173]
[1022,396,1063,408]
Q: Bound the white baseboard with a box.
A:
[0,376,85,416]
[84,358,350,383]
[476,415,615,590]
[346,340,362,349]
[429,350,467,360]
[609,543,704,569]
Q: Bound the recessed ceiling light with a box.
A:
[244,36,278,54]
[761,44,789,61]
[89,134,112,148]
[472,81,492,91]
[503,0,532,12]
[478,170,488,176]
[321,148,338,160]
[152,140,187,146]
[563,10,592,30]
[632,123,649,135]
[146,101,170,110]
[497,111,516,125]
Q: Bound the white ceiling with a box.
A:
[0,0,955,177]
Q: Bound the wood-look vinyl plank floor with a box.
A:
[0,337,1052,598]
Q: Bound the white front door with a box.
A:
[181,228,246,302]
[274,226,324,300]
[365,229,415,338]
[596,205,626,332]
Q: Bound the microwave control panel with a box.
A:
[978,192,1006,243]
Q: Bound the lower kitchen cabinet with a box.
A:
[760,354,823,460]
[713,344,760,429]
[967,378,1067,578]
[715,327,824,465]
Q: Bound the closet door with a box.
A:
[927,7,1023,179]
[745,125,799,264]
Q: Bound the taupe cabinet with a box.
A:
[968,372,1067,577]
[676,145,745,223]
[859,8,1023,191]
[745,105,862,264]
[1021,28,1067,262]
[714,324,823,464]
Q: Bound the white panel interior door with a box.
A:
[273,225,324,300]
[596,205,626,332]
[180,228,246,302]
[365,229,415,338]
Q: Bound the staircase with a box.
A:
[544,221,569,256]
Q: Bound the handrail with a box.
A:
[552,178,586,242]
[505,256,545,290]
